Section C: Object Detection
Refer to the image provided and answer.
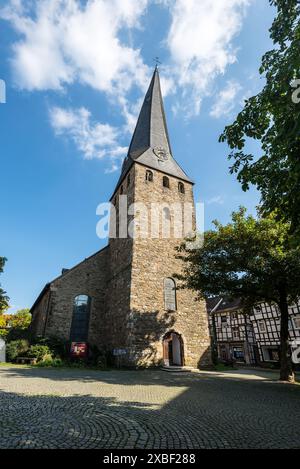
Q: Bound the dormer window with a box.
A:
[178,182,185,194]
[163,176,170,188]
[146,170,153,182]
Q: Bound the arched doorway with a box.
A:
[163,332,184,366]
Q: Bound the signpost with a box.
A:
[113,349,127,368]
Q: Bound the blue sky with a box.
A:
[0,0,275,313]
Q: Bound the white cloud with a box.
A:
[0,0,150,94]
[164,0,251,115]
[1,0,253,167]
[206,196,225,205]
[50,106,127,169]
[210,80,242,118]
[0,0,152,162]
[1,0,252,112]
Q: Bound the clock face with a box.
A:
[153,146,169,162]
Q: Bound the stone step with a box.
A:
[161,366,194,373]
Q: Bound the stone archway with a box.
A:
[163,332,184,366]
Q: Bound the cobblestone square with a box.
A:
[0,366,299,449]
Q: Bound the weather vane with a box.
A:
[153,56,162,68]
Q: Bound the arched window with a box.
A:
[164,278,177,311]
[120,185,124,195]
[178,182,185,194]
[146,170,153,182]
[127,173,131,187]
[70,295,91,342]
[163,207,171,221]
[163,176,170,188]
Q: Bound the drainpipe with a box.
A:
[43,287,52,338]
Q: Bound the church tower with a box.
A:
[106,68,211,368]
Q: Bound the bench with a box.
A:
[16,357,37,365]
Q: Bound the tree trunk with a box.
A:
[211,312,219,365]
[278,292,295,383]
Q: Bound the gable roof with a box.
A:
[206,296,243,314]
[30,246,109,312]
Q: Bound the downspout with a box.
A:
[43,288,52,338]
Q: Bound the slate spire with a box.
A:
[128,66,172,159]
[114,68,192,194]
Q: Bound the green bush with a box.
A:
[6,339,29,362]
[0,329,8,339]
[37,358,63,368]
[37,357,64,368]
[89,345,108,369]
[27,345,52,362]
[33,336,69,359]
[6,328,31,342]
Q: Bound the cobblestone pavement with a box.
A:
[0,366,299,449]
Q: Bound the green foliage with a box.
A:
[0,315,8,339]
[177,208,300,382]
[177,208,300,306]
[0,257,9,314]
[36,358,63,368]
[89,345,108,369]
[9,309,31,329]
[6,340,29,362]
[220,0,300,234]
[27,345,52,362]
[32,336,69,359]
[6,309,32,342]
[0,329,8,339]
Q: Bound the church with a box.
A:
[30,68,211,369]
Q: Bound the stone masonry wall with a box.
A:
[30,289,51,338]
[42,247,109,346]
[127,163,211,368]
[105,168,135,351]
[31,161,211,369]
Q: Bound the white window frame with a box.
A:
[258,321,267,333]
[292,316,300,330]
[221,315,228,325]
[262,346,280,362]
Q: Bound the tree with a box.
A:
[220,0,300,234]
[176,208,300,382]
[0,309,32,340]
[9,309,32,330]
[0,257,9,313]
[0,314,9,339]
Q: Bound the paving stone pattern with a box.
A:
[0,366,299,449]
